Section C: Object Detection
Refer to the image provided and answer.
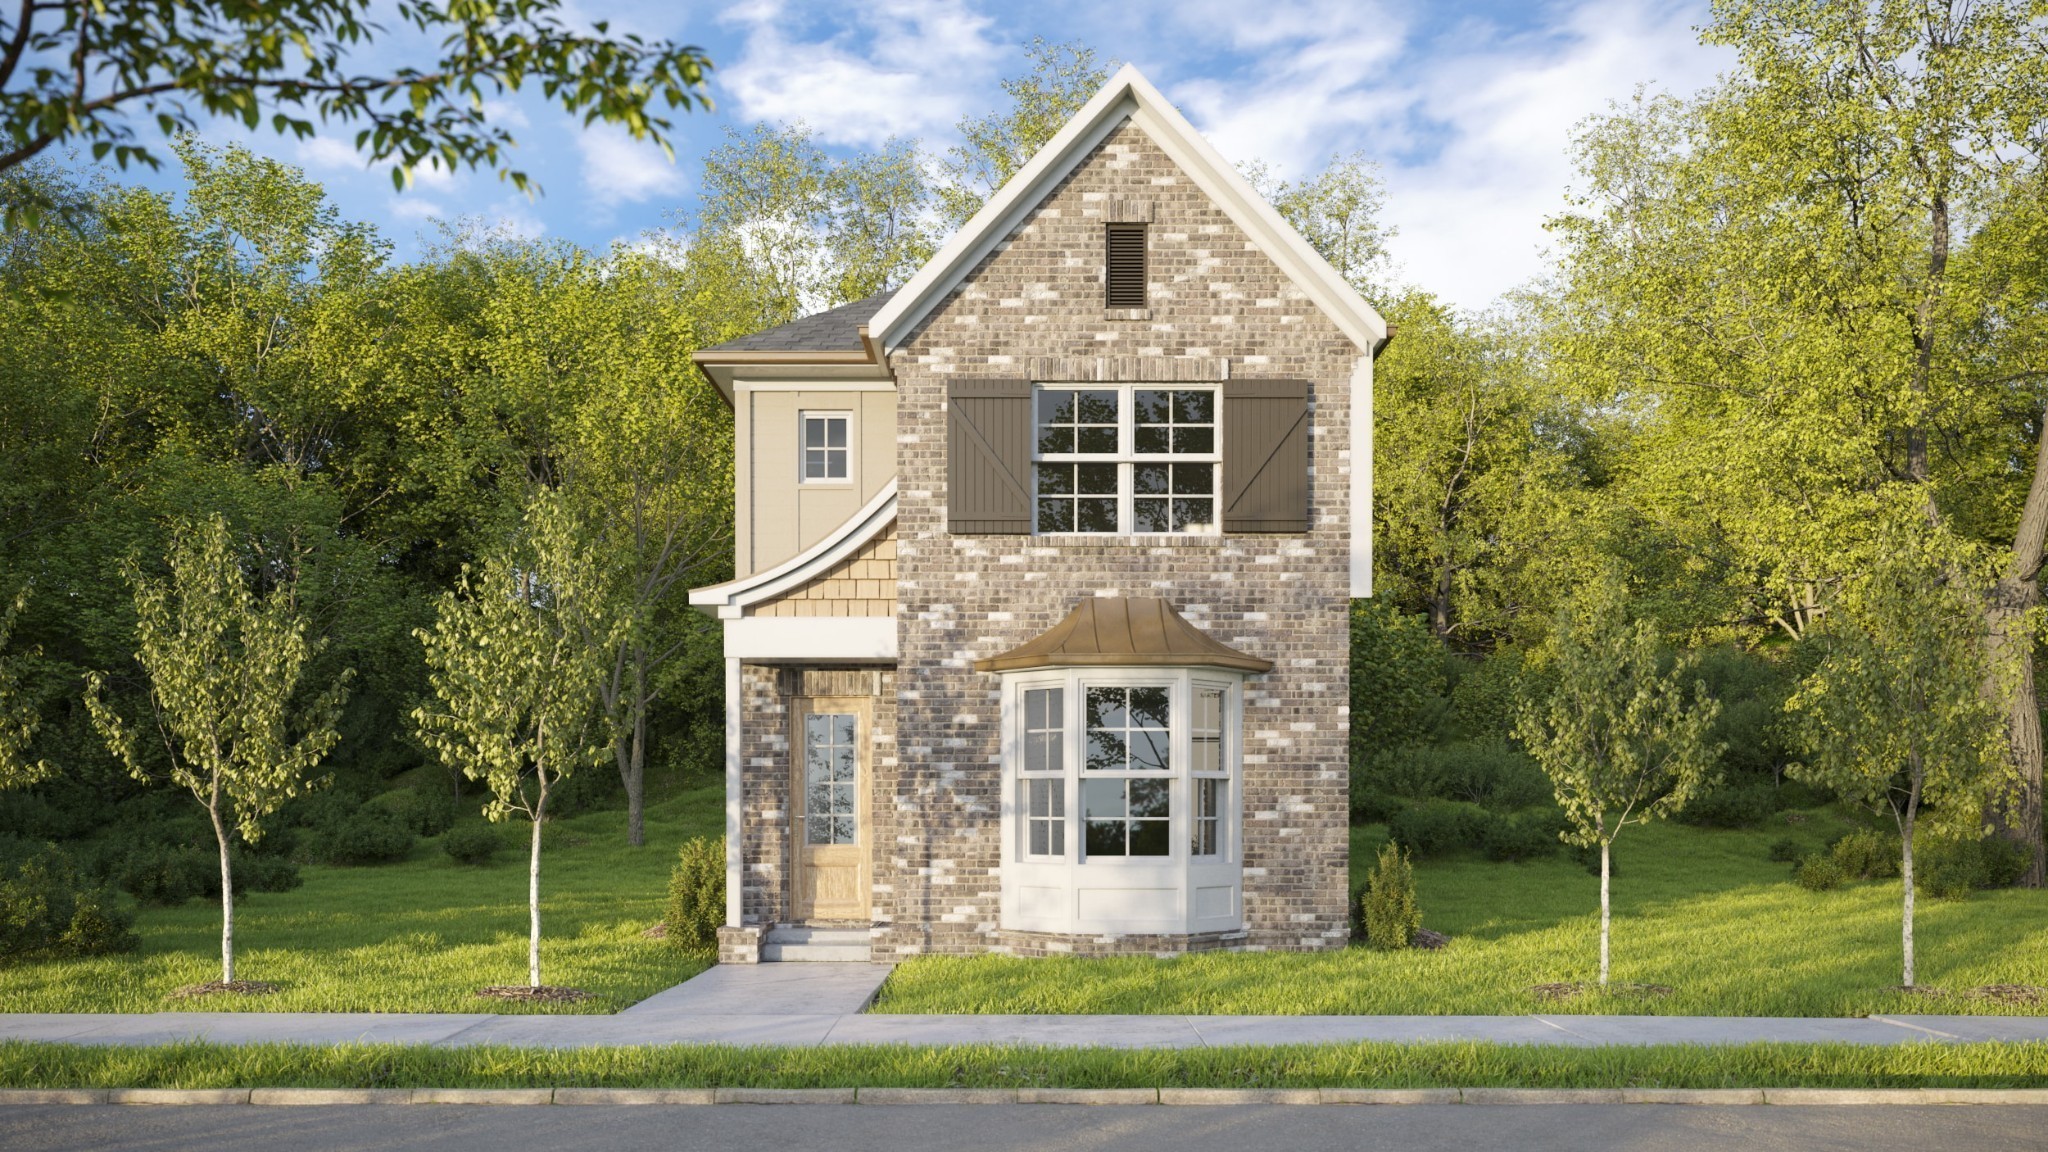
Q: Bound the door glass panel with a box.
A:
[802,711,859,846]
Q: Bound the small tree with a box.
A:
[413,490,618,991]
[0,585,50,790]
[664,835,725,953]
[1360,841,1422,951]
[1515,577,1720,987]
[83,514,348,986]
[1784,526,2011,988]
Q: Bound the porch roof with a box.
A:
[972,597,1273,675]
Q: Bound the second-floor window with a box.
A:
[802,412,851,483]
[1032,385,1218,535]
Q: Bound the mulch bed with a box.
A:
[1413,928,1450,950]
[1889,985,1950,999]
[168,980,281,999]
[474,985,596,1003]
[1531,981,1673,1002]
[1966,984,2045,1005]
[641,922,669,940]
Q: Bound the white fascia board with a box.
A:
[723,617,897,662]
[689,481,897,617]
[867,64,1389,355]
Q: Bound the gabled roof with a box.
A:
[698,291,894,355]
[972,597,1273,675]
[688,482,896,619]
[866,64,1390,356]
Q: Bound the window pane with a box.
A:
[1174,390,1215,424]
[832,715,857,745]
[831,816,856,844]
[1086,730,1126,771]
[826,449,848,479]
[1086,819,1126,857]
[805,419,825,448]
[1128,687,1170,727]
[1037,499,1074,533]
[1029,820,1049,856]
[1174,427,1214,455]
[1134,390,1171,426]
[1051,821,1065,856]
[1077,464,1119,494]
[1088,687,1128,730]
[1037,463,1074,495]
[1173,499,1213,533]
[826,419,847,448]
[1024,732,1043,773]
[1133,500,1171,533]
[1129,727,1170,771]
[1043,734,1063,773]
[1129,778,1169,818]
[1039,425,1076,455]
[833,745,856,782]
[1129,819,1169,856]
[1077,390,1119,424]
[1172,463,1213,495]
[1134,464,1169,495]
[805,452,825,478]
[1077,426,1118,454]
[1082,778,1126,819]
[1038,390,1075,425]
[807,815,831,845]
[1077,498,1118,532]
[1135,425,1171,454]
[1026,689,1048,730]
[1192,735,1220,774]
[1195,688,1222,731]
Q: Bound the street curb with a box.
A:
[8,1085,2048,1106]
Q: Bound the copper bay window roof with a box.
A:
[972,597,1273,675]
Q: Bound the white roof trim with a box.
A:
[689,481,897,619]
[866,64,1389,355]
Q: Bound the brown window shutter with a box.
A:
[948,379,1033,534]
[1223,379,1310,533]
[1105,223,1147,308]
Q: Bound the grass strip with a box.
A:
[6,1040,2048,1091]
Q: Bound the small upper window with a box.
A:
[1105,223,1148,309]
[801,412,851,483]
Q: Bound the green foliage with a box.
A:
[663,835,726,953]
[0,850,136,962]
[0,586,49,790]
[1766,838,1802,863]
[111,844,301,906]
[1918,836,2028,901]
[1480,811,1564,863]
[1679,782,1776,829]
[0,0,713,222]
[937,39,1111,227]
[1360,842,1421,951]
[1794,853,1845,892]
[367,788,458,838]
[314,807,414,867]
[441,824,501,867]
[1387,800,1490,859]
[1830,829,1898,882]
[1370,737,1551,811]
[1347,600,1449,751]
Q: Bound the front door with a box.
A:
[791,698,870,921]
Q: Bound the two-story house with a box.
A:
[689,65,1389,964]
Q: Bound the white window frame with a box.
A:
[997,665,1247,935]
[1030,384,1221,536]
[799,410,853,485]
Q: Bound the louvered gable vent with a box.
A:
[1104,223,1147,308]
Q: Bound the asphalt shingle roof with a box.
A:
[701,291,894,354]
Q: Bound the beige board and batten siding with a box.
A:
[736,386,896,579]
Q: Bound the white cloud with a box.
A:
[578,126,688,208]
[294,136,362,172]
[389,197,448,222]
[716,0,1003,146]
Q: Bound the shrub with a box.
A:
[1830,828,1898,881]
[1360,842,1422,950]
[237,853,302,894]
[665,836,726,952]
[1480,811,1561,862]
[1387,799,1490,858]
[1370,738,1550,811]
[1678,782,1775,829]
[1795,852,1845,891]
[369,788,458,837]
[114,844,299,904]
[1445,649,1527,739]
[442,823,500,866]
[0,851,137,962]
[1347,781,1403,824]
[1767,838,1804,863]
[1916,835,2027,900]
[317,807,414,866]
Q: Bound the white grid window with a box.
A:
[1032,385,1218,535]
[1081,685,1172,858]
[1023,688,1066,858]
[1191,686,1227,858]
[801,412,851,482]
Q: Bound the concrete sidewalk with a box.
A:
[6,964,2048,1049]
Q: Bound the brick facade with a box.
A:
[874,118,1358,959]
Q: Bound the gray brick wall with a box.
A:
[878,119,1358,959]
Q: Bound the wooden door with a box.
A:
[791,698,870,921]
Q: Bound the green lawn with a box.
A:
[0,785,724,1015]
[874,811,2048,1016]
[7,1039,2048,1089]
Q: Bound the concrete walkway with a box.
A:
[6,964,2048,1049]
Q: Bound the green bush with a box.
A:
[1480,811,1561,863]
[664,836,726,952]
[1678,782,1775,829]
[441,823,500,867]
[1916,835,2027,900]
[1445,649,1527,739]
[1347,782,1403,824]
[1830,828,1898,881]
[113,844,299,904]
[1370,738,1551,811]
[316,807,414,866]
[1360,842,1422,951]
[1795,852,1845,891]
[1767,838,1803,863]
[369,788,458,837]
[0,851,137,962]
[1387,799,1490,858]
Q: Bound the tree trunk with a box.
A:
[210,805,235,985]
[1431,561,1453,640]
[1988,406,2048,887]
[529,783,547,989]
[1598,839,1611,987]
[1900,819,1916,989]
[627,649,647,848]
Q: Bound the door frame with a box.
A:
[788,694,873,922]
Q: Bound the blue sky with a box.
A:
[88,0,1732,310]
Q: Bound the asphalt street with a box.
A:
[5,1104,2047,1152]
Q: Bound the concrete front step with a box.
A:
[762,924,874,963]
